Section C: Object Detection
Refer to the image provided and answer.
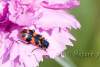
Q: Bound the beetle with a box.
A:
[19,29,49,50]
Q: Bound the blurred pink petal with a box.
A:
[41,0,80,9]
[35,9,80,30]
[39,28,76,58]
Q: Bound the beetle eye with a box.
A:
[26,35,32,42]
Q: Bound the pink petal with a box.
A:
[41,0,80,9]
[40,30,75,58]
[35,9,80,30]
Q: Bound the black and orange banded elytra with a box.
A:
[19,29,49,50]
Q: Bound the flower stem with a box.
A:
[55,57,76,67]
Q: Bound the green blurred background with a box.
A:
[40,0,100,67]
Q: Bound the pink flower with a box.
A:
[0,0,80,67]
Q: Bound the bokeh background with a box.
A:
[40,0,100,67]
